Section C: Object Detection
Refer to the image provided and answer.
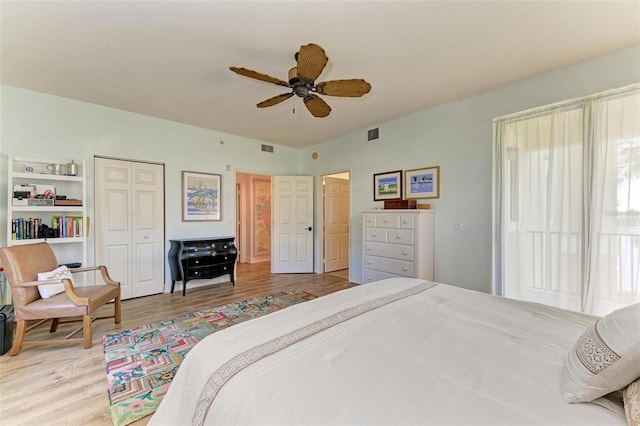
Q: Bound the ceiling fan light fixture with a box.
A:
[294,85,309,98]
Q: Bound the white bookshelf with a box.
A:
[6,154,87,267]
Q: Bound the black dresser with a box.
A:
[168,237,238,296]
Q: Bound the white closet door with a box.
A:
[95,158,164,300]
[131,162,165,298]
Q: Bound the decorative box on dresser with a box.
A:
[362,209,435,284]
[168,237,238,296]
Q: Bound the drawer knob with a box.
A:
[194,271,199,275]
[384,219,389,223]
[367,277,372,281]
[396,235,402,239]
[403,251,409,255]
[194,248,198,252]
[403,220,408,224]
[367,247,372,251]
[372,233,377,237]
[223,266,227,270]
[195,260,199,264]
[403,267,408,271]
[224,245,227,249]
[367,261,371,264]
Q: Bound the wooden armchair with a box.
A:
[0,242,121,356]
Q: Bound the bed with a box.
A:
[149,278,639,425]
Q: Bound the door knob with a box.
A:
[306,226,312,231]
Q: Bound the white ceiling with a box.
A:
[1,1,639,149]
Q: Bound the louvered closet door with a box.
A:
[95,158,165,300]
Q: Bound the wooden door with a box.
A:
[324,176,350,272]
[272,175,314,273]
[95,158,164,300]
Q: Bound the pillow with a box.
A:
[562,302,640,403]
[624,377,640,426]
[37,265,72,298]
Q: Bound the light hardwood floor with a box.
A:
[0,262,353,426]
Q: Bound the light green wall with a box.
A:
[2,44,639,293]
[304,44,640,292]
[0,86,300,281]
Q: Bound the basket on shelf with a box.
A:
[416,203,431,209]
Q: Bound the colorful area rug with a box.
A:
[103,290,316,426]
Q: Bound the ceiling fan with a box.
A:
[230,43,371,118]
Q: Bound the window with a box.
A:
[493,85,640,315]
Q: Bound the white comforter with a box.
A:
[150,278,625,425]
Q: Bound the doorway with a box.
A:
[319,172,350,279]
[235,172,273,272]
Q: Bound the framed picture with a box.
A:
[373,170,403,201]
[405,166,440,199]
[182,171,221,221]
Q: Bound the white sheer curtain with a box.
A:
[493,85,640,316]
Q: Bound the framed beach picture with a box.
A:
[405,166,440,199]
[373,170,402,201]
[182,171,222,221]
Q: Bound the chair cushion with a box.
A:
[15,284,119,320]
[37,265,72,298]
[16,291,87,319]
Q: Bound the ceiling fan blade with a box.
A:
[303,94,331,118]
[296,43,328,82]
[230,66,290,88]
[315,79,372,97]
[257,93,294,108]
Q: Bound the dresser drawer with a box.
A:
[399,214,415,229]
[183,242,216,253]
[363,214,377,228]
[375,214,400,228]
[213,241,235,252]
[387,229,414,245]
[364,241,414,261]
[364,228,388,242]
[363,268,399,284]
[186,263,234,280]
[187,253,235,267]
[364,255,414,277]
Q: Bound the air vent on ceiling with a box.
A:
[261,144,274,153]
[366,127,380,142]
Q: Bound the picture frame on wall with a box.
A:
[373,170,403,201]
[405,166,440,199]
[182,171,222,221]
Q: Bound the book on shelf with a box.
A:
[10,215,84,240]
[11,217,44,240]
[52,215,84,238]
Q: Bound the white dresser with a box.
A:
[362,209,435,283]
